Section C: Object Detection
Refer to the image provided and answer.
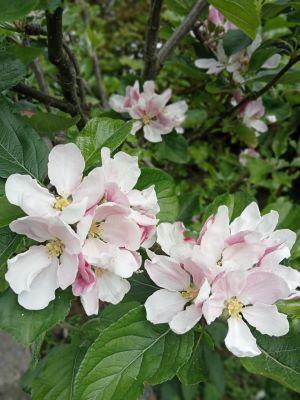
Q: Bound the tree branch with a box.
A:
[189,53,300,143]
[143,0,164,80]
[92,52,109,109]
[46,7,87,127]
[156,0,208,69]
[12,83,77,114]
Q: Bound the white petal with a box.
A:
[194,278,211,304]
[73,167,105,209]
[262,54,281,69]
[48,143,85,196]
[77,214,93,244]
[251,119,268,133]
[102,215,141,251]
[195,58,218,69]
[80,283,99,315]
[157,222,185,255]
[230,202,261,234]
[145,255,190,291]
[145,289,187,324]
[5,174,55,217]
[57,253,79,289]
[97,271,130,304]
[271,264,300,291]
[18,259,59,310]
[59,198,87,224]
[256,210,278,237]
[6,245,52,294]
[170,304,203,334]
[82,239,115,267]
[48,218,81,254]
[225,317,261,357]
[10,216,53,242]
[109,94,126,112]
[111,248,141,278]
[202,293,226,324]
[131,120,143,135]
[127,185,159,215]
[242,303,289,336]
[222,242,265,271]
[143,123,164,143]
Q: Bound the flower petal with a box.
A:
[111,248,141,278]
[157,222,185,255]
[202,292,226,324]
[145,289,187,324]
[102,215,141,251]
[57,253,79,289]
[97,271,130,304]
[242,303,289,336]
[73,255,96,296]
[145,255,190,291]
[80,283,99,315]
[5,174,55,217]
[73,167,105,209]
[109,94,126,112]
[6,245,52,294]
[10,216,53,242]
[48,143,85,196]
[59,198,87,224]
[230,202,261,235]
[170,303,203,334]
[143,121,166,143]
[48,218,81,254]
[225,317,261,357]
[17,259,59,310]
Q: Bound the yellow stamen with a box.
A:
[181,286,199,301]
[46,239,65,257]
[226,297,244,319]
[53,196,71,211]
[94,267,105,278]
[142,115,151,125]
[88,222,104,239]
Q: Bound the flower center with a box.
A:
[181,286,199,301]
[46,239,65,257]
[142,115,151,125]
[53,196,71,211]
[226,297,244,319]
[94,267,105,278]
[88,222,104,239]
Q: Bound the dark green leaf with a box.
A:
[0,196,24,228]
[223,30,252,56]
[154,133,188,164]
[208,0,260,39]
[0,289,73,344]
[201,193,234,224]
[74,306,194,400]
[0,0,38,22]
[0,98,49,181]
[136,167,179,222]
[230,191,256,220]
[0,227,22,266]
[0,51,27,92]
[277,300,300,319]
[23,113,80,136]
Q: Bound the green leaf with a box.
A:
[0,0,38,22]
[241,323,300,393]
[0,289,73,345]
[277,300,300,319]
[201,193,234,224]
[136,167,179,222]
[178,332,207,385]
[31,344,86,400]
[223,30,252,56]
[183,109,207,129]
[230,191,256,220]
[36,0,61,10]
[0,51,27,92]
[75,118,132,169]
[23,113,80,136]
[0,227,22,266]
[235,123,258,147]
[154,133,188,164]
[0,98,49,181]
[208,0,260,39]
[0,196,24,228]
[74,306,194,400]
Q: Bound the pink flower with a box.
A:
[109,81,188,142]
[5,143,105,224]
[202,270,290,357]
[208,6,237,31]
[6,216,81,310]
[239,148,260,166]
[240,98,268,133]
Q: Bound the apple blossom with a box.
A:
[109,80,188,142]
[239,148,260,166]
[207,6,237,32]
[202,270,291,357]
[5,143,105,224]
[240,98,268,133]
[6,216,81,310]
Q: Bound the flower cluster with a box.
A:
[5,144,159,314]
[145,203,299,357]
[109,80,188,143]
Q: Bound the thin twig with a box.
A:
[189,53,300,143]
[143,0,164,80]
[92,52,109,109]
[12,83,77,114]
[46,7,87,127]
[156,0,208,69]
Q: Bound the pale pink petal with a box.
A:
[256,210,278,237]
[194,278,211,304]
[143,122,164,143]
[240,271,290,305]
[251,119,268,133]
[225,317,261,357]
[59,198,87,225]
[80,283,99,315]
[208,6,224,26]
[230,202,261,234]
[9,216,53,242]
[82,239,113,267]
[6,245,52,294]
[5,174,55,217]
[105,183,130,206]
[76,214,94,244]
[102,215,141,251]
[57,253,79,289]
[143,81,155,97]
[109,94,126,112]
[222,242,265,271]
[128,185,159,215]
[195,58,219,70]
[111,248,141,278]
[157,222,185,255]
[17,261,59,310]
[145,255,190,291]
[242,303,289,336]
[131,120,143,135]
[262,54,281,69]
[97,271,130,304]
[262,264,300,291]
[202,292,226,324]
[48,143,85,196]
[73,167,105,209]
[170,303,203,334]
[48,218,81,254]
[145,289,187,324]
[268,229,296,250]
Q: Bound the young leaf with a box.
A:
[74,306,194,400]
[0,289,73,345]
[75,117,132,169]
[241,323,300,393]
[0,98,49,181]
[136,168,179,222]
[208,0,260,39]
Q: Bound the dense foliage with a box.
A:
[0,1,299,399]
